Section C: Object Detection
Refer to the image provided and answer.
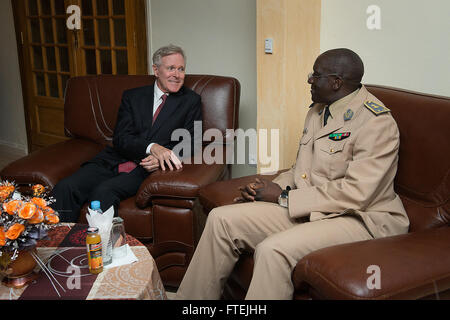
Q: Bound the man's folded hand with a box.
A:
[149,143,183,171]
[140,154,160,172]
[233,178,281,204]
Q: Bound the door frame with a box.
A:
[11,0,33,152]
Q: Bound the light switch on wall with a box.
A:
[264,38,273,54]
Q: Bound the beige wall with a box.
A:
[0,1,28,153]
[257,0,321,173]
[148,0,257,178]
[321,0,450,96]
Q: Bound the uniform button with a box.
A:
[330,148,334,153]
[301,173,307,179]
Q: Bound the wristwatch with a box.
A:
[278,186,291,208]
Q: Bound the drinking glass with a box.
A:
[111,217,127,259]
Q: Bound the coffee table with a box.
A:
[0,223,167,300]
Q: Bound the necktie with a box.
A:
[323,106,331,126]
[118,161,137,173]
[152,94,168,125]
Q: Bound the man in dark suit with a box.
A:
[51,44,202,222]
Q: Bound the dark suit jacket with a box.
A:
[87,82,202,170]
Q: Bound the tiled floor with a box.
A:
[0,144,27,171]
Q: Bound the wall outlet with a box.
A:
[264,38,273,54]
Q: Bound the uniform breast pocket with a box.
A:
[313,140,349,180]
[295,133,312,159]
[299,133,312,146]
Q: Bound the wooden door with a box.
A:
[12,0,148,152]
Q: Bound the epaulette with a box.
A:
[364,101,390,115]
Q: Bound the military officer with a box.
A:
[175,48,409,300]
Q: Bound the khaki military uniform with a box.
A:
[176,86,409,300]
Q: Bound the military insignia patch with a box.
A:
[343,109,354,121]
[329,132,351,141]
[364,101,390,115]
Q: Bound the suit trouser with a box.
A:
[50,162,147,222]
[175,201,373,300]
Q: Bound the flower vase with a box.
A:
[1,248,38,289]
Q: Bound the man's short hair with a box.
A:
[321,48,364,83]
[152,44,186,67]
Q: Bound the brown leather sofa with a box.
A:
[198,84,450,299]
[0,74,240,288]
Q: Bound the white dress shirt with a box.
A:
[145,82,168,155]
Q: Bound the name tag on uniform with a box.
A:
[329,132,351,141]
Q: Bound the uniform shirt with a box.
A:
[273,85,409,238]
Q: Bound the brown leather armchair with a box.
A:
[198,85,450,299]
[0,74,240,288]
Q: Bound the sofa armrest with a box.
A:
[135,163,227,208]
[198,171,284,213]
[0,139,103,189]
[292,227,450,299]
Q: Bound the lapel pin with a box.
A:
[344,109,354,121]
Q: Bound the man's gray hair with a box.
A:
[152,44,186,67]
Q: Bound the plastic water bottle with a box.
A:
[90,201,113,266]
[90,201,102,213]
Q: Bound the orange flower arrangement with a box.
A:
[0,182,15,202]
[3,199,23,215]
[28,209,44,224]
[5,223,25,240]
[0,180,60,267]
